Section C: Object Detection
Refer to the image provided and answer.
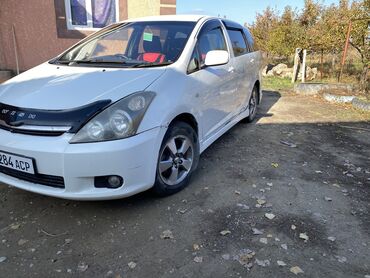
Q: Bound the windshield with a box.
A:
[54,21,196,68]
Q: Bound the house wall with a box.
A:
[0,1,78,72]
[159,0,177,15]
[128,0,161,18]
[0,0,176,73]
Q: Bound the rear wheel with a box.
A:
[244,86,258,123]
[153,122,199,196]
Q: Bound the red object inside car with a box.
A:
[138,35,166,63]
[138,53,165,63]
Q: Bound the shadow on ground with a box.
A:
[0,90,369,278]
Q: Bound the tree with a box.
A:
[349,0,370,94]
[249,0,369,94]
[249,7,279,54]
[300,0,321,27]
[310,3,350,52]
[266,7,304,57]
[250,6,304,58]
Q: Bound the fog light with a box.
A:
[108,176,122,188]
[94,175,124,189]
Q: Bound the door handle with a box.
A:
[228,66,235,73]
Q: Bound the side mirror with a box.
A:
[204,50,229,67]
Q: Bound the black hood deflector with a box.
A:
[0,100,111,134]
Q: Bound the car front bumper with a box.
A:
[0,127,166,200]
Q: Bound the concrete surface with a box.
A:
[294,83,354,96]
[0,91,369,277]
[353,98,370,112]
[323,93,356,104]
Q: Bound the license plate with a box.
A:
[0,151,35,174]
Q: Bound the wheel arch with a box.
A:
[169,113,199,137]
[254,80,261,104]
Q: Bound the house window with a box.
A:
[64,0,119,30]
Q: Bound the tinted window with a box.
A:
[198,27,227,65]
[227,29,248,56]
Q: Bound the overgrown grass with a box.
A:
[262,76,294,91]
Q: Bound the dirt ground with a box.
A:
[0,91,369,278]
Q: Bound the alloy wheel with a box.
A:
[249,90,257,117]
[159,135,194,186]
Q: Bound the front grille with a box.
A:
[0,124,66,136]
[0,121,69,137]
[0,166,65,189]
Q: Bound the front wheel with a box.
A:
[244,86,258,123]
[153,122,199,197]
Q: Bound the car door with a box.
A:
[243,27,262,98]
[224,27,253,114]
[184,20,239,143]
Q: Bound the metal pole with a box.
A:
[338,21,352,82]
[12,24,20,75]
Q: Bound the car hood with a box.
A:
[0,63,166,110]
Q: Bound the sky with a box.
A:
[177,0,339,25]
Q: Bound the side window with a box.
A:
[247,35,255,52]
[243,28,255,52]
[227,29,248,57]
[198,27,227,66]
[187,48,200,74]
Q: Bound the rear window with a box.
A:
[227,29,248,57]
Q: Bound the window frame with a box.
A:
[221,19,256,54]
[187,19,230,75]
[187,46,201,74]
[64,0,120,31]
[243,28,255,52]
[226,28,249,57]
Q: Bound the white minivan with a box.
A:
[0,15,262,200]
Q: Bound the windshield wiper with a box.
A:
[57,55,131,65]
[55,58,172,68]
[132,62,173,68]
[54,59,98,65]
[71,59,127,64]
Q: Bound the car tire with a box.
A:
[243,86,258,123]
[153,121,199,197]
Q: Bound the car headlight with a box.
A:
[70,91,155,143]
